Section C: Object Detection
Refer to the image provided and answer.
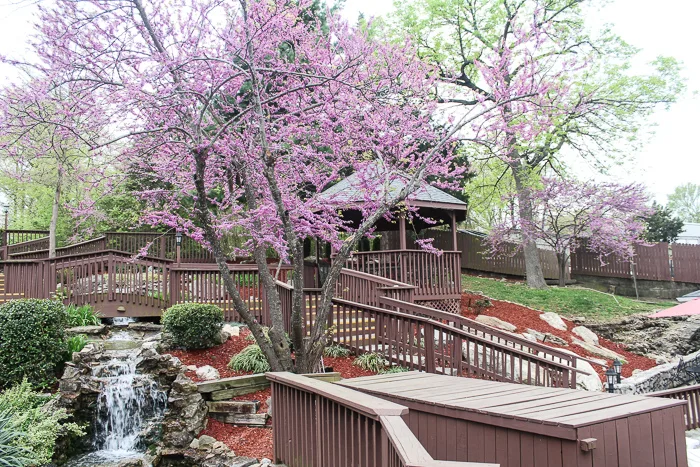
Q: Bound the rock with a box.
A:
[556,348,603,392]
[259,459,272,467]
[572,326,599,346]
[141,341,159,351]
[475,315,517,332]
[572,339,627,363]
[266,396,272,418]
[525,329,546,342]
[632,369,642,376]
[190,438,200,449]
[66,325,106,335]
[198,435,217,450]
[128,322,163,332]
[539,312,568,331]
[161,373,208,448]
[572,316,586,324]
[543,333,568,346]
[196,365,221,381]
[222,324,240,337]
[186,365,197,371]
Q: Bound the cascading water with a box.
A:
[66,342,168,466]
[93,354,168,454]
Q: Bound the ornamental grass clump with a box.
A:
[353,352,389,373]
[64,304,101,327]
[161,303,224,350]
[0,299,68,389]
[228,345,271,374]
[323,344,350,358]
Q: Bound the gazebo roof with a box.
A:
[319,170,467,210]
[318,169,466,231]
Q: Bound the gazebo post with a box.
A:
[451,211,458,251]
[399,214,407,250]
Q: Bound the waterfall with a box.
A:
[93,354,168,454]
[66,346,168,466]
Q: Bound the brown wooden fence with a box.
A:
[383,230,562,280]
[571,242,700,284]
[268,372,498,467]
[649,383,700,430]
[0,230,49,260]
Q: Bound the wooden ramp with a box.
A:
[340,371,689,467]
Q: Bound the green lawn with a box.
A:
[461,275,677,322]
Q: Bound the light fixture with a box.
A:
[2,204,8,215]
[613,359,623,384]
[175,232,183,246]
[605,367,617,394]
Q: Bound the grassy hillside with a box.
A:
[461,275,676,322]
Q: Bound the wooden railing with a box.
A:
[648,384,700,430]
[9,236,108,260]
[336,269,415,308]
[343,250,461,301]
[267,372,497,467]
[379,296,584,387]
[5,236,50,257]
[0,229,49,247]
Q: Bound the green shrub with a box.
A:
[161,303,224,349]
[0,379,84,466]
[379,365,409,375]
[64,335,88,361]
[324,344,350,358]
[353,352,389,373]
[0,410,31,467]
[64,304,101,327]
[0,299,68,389]
[228,345,271,374]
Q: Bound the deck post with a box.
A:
[451,210,458,251]
[399,214,407,250]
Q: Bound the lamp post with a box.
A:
[613,359,623,384]
[605,367,617,394]
[175,232,182,265]
[2,204,8,231]
[1,204,8,258]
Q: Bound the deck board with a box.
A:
[339,371,687,431]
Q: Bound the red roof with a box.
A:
[649,298,700,318]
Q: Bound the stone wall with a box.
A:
[615,349,700,395]
[572,273,700,300]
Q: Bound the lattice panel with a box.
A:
[417,298,460,314]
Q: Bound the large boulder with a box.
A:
[475,315,517,332]
[195,365,221,381]
[571,339,627,363]
[161,373,209,449]
[539,312,568,331]
[556,348,603,392]
[572,326,599,346]
[66,325,107,335]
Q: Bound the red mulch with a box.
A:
[169,328,256,381]
[200,420,273,460]
[460,293,656,380]
[323,356,377,378]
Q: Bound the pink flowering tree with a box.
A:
[0,0,524,372]
[487,178,652,286]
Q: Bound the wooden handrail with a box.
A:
[266,372,407,418]
[379,296,583,367]
[340,267,416,288]
[331,297,586,376]
[648,383,700,430]
[349,249,462,254]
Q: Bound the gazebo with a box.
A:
[317,170,467,312]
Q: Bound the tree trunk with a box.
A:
[510,161,547,289]
[557,252,567,287]
[49,168,63,259]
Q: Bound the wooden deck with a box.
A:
[340,371,689,467]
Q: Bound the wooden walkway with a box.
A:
[340,371,689,467]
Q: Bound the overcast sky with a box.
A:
[0,0,697,205]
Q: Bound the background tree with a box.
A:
[3,0,519,373]
[643,202,685,243]
[668,183,700,223]
[488,178,651,286]
[392,0,683,288]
